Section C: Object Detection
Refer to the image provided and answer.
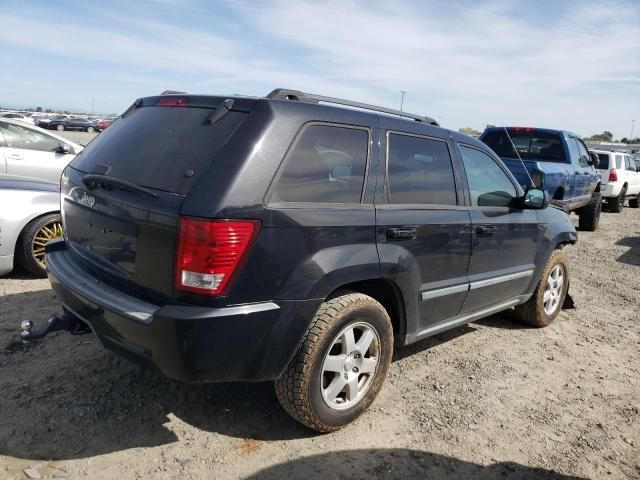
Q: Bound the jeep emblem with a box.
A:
[79,192,96,208]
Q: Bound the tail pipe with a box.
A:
[20,313,91,340]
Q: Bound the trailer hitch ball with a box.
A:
[20,320,34,338]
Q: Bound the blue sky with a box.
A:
[1,0,638,138]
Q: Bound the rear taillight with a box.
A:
[175,218,261,296]
[512,127,534,133]
[157,97,187,107]
[609,169,618,182]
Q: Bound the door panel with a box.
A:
[456,143,540,313]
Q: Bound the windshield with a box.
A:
[70,105,247,194]
[483,130,566,162]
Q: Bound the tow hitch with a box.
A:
[20,314,91,340]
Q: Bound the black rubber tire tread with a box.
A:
[609,187,625,213]
[274,291,393,433]
[578,191,602,231]
[16,213,61,277]
[628,196,639,208]
[514,249,569,328]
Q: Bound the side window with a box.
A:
[459,145,517,208]
[615,155,623,169]
[576,140,590,167]
[567,139,581,164]
[625,156,633,171]
[271,124,369,204]
[0,122,60,152]
[386,133,457,205]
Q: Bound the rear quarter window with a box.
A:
[596,154,610,170]
[270,124,369,204]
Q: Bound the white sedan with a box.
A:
[0,119,83,183]
[0,175,62,276]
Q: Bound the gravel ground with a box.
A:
[1,207,639,480]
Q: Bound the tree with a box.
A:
[585,131,615,142]
[458,127,482,138]
[36,106,43,112]
[621,137,629,144]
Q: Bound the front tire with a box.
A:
[275,292,393,432]
[628,196,639,208]
[578,191,602,231]
[16,213,63,277]
[56,124,65,131]
[514,249,569,328]
[87,126,95,133]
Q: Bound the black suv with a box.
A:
[39,89,577,432]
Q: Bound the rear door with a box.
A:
[625,155,640,195]
[376,122,471,332]
[455,143,539,313]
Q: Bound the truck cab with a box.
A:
[480,127,602,231]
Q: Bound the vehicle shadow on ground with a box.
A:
[244,448,586,480]
[616,236,640,266]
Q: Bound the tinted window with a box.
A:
[271,124,368,204]
[0,122,60,152]
[459,146,517,207]
[70,105,247,194]
[387,134,456,205]
[483,130,566,162]
[625,156,634,170]
[596,153,610,170]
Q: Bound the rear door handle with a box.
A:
[386,227,416,240]
[8,154,23,160]
[475,225,497,237]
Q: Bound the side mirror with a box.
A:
[522,188,549,210]
[330,164,351,183]
[58,143,72,154]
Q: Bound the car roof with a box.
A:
[0,118,83,150]
[483,126,579,137]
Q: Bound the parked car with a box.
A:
[0,119,83,183]
[97,119,113,131]
[34,89,576,432]
[592,149,640,212]
[47,116,98,132]
[480,127,602,231]
[0,175,62,276]
[0,112,35,125]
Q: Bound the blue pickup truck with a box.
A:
[481,127,602,231]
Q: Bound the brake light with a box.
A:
[156,97,187,107]
[609,169,618,182]
[175,218,261,295]
[512,127,534,133]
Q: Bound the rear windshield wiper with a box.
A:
[82,174,158,198]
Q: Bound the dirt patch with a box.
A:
[1,208,639,479]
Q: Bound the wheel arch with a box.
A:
[14,210,61,254]
[326,278,407,339]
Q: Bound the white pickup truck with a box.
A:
[593,149,640,212]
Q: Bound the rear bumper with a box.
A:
[601,183,622,198]
[45,241,321,383]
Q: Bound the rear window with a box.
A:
[596,154,610,170]
[482,130,566,162]
[70,105,247,194]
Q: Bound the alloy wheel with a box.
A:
[31,220,63,268]
[543,264,564,315]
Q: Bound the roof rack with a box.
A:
[266,88,439,126]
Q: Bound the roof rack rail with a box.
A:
[266,88,439,126]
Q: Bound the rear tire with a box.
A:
[629,196,639,208]
[87,126,95,133]
[275,292,393,433]
[514,249,569,328]
[578,191,602,231]
[610,187,626,213]
[16,214,63,277]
